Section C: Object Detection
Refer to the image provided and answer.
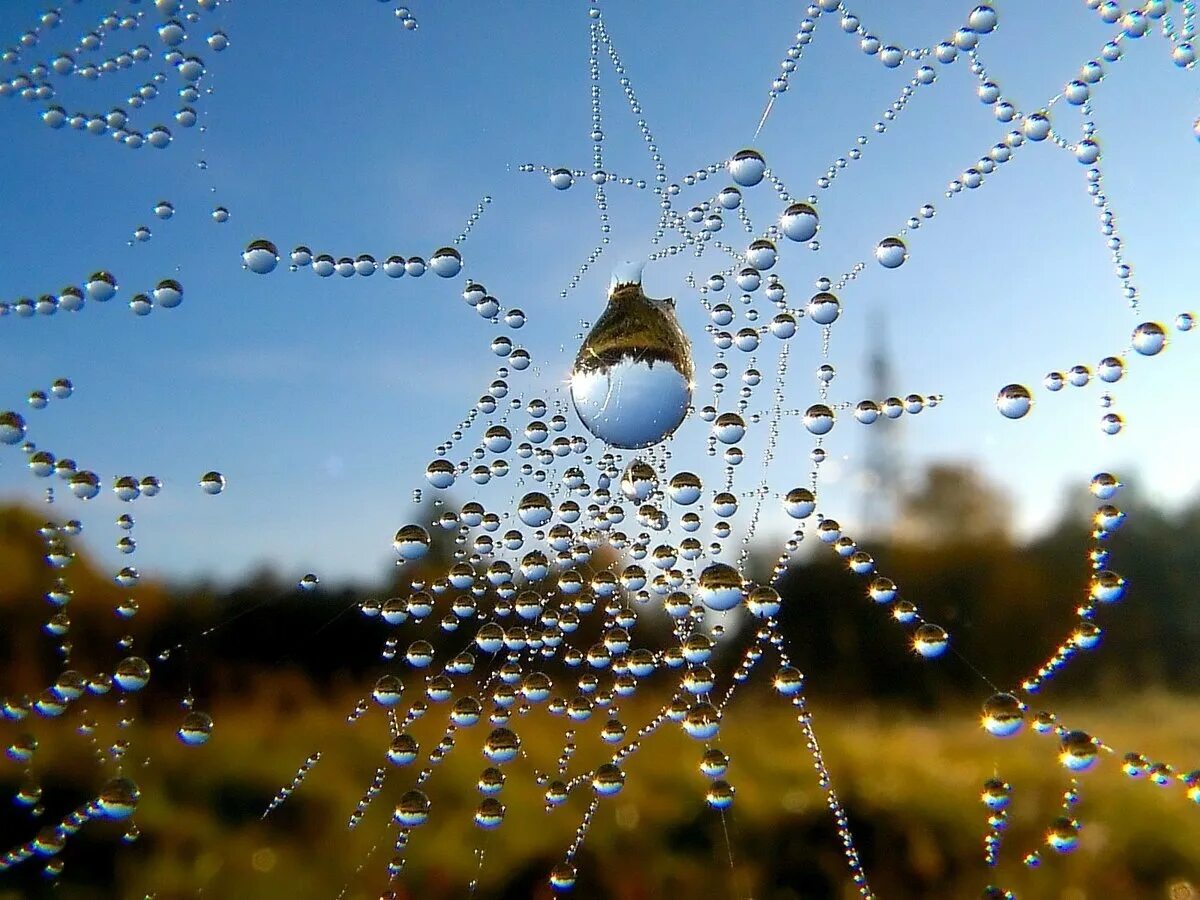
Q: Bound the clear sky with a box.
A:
[0,0,1197,585]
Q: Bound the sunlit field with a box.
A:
[3,685,1196,900]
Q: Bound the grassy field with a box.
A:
[2,680,1196,900]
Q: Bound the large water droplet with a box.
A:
[570,263,693,450]
[728,149,766,187]
[243,239,279,275]
[875,236,908,268]
[996,384,1033,419]
[697,562,744,611]
[1131,321,1166,355]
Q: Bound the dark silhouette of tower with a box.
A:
[859,306,901,538]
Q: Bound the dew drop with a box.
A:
[1058,730,1100,771]
[429,247,463,278]
[697,562,745,612]
[177,711,213,746]
[981,693,1025,737]
[393,524,431,560]
[85,272,118,302]
[243,239,279,275]
[152,279,183,308]
[912,623,949,658]
[995,384,1032,419]
[0,411,28,444]
[570,264,693,450]
[1131,321,1166,355]
[802,404,835,435]
[780,202,819,242]
[807,291,840,325]
[198,471,226,495]
[728,149,766,187]
[875,236,908,268]
[667,471,702,505]
[97,777,140,820]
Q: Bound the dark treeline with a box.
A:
[0,463,1196,711]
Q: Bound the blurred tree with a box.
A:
[893,462,1010,548]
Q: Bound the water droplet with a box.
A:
[549,863,577,891]
[114,656,150,690]
[152,279,183,308]
[1046,816,1080,852]
[697,563,744,611]
[393,789,430,826]
[429,247,463,278]
[177,711,213,745]
[981,693,1025,737]
[592,763,626,795]
[802,404,835,435]
[570,264,693,450]
[912,623,949,658]
[728,149,766,187]
[746,239,777,270]
[97,777,140,819]
[875,236,908,268]
[780,202,819,242]
[1131,321,1166,355]
[995,384,1032,419]
[667,471,702,505]
[199,471,226,495]
[0,411,28,444]
[807,291,840,325]
[243,239,279,275]
[85,272,118,302]
[393,525,431,560]
[1058,730,1100,771]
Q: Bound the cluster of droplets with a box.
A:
[366,3,1200,894]
[967,471,1200,893]
[0,271,184,318]
[374,2,418,31]
[2,0,1197,896]
[241,238,464,280]
[0,377,238,879]
[3,0,228,152]
[996,315,1190,433]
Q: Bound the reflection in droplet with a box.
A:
[1131,321,1166,356]
[97,777,140,820]
[995,384,1032,419]
[429,247,463,278]
[85,272,118,302]
[243,240,279,275]
[199,471,226,495]
[802,404,835,435]
[875,236,908,268]
[728,149,766,187]
[912,623,949,657]
[152,279,183,308]
[570,264,693,450]
[780,202,819,242]
[697,562,744,611]
[981,693,1025,737]
[0,411,27,445]
[177,711,214,746]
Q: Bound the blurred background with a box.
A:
[0,462,1197,898]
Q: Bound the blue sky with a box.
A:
[0,0,1197,585]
